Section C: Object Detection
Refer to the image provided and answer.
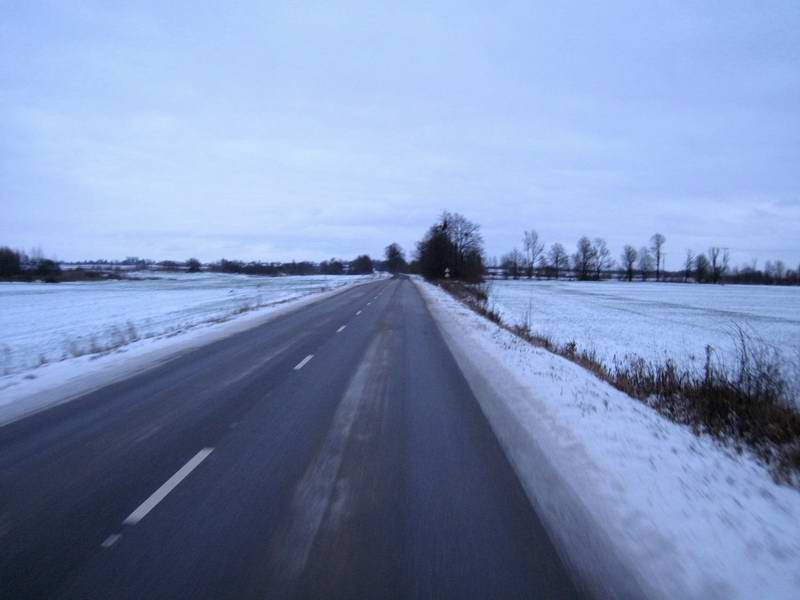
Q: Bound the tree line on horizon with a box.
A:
[497,231,800,285]
[3,218,797,286]
[0,245,405,282]
[407,212,800,286]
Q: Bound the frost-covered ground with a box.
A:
[418,279,800,599]
[0,272,380,423]
[488,279,800,374]
[0,272,374,376]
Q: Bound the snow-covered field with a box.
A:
[418,279,800,599]
[488,279,800,376]
[0,272,375,377]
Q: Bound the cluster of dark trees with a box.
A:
[724,259,800,285]
[383,243,408,274]
[497,232,800,286]
[0,246,62,282]
[414,212,486,283]
[313,250,409,275]
[155,258,202,272]
[213,259,315,276]
[209,254,377,276]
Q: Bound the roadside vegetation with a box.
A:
[439,278,800,485]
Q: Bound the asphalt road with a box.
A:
[0,276,582,599]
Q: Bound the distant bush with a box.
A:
[36,259,62,282]
[384,243,408,274]
[350,254,374,275]
[319,259,345,275]
[210,259,317,276]
[57,269,124,282]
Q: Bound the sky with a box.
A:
[2,1,799,268]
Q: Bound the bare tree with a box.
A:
[572,236,595,280]
[441,211,485,281]
[683,249,694,282]
[637,246,654,281]
[650,233,666,281]
[29,245,44,263]
[384,243,407,274]
[501,248,525,279]
[522,230,544,278]
[186,258,202,272]
[417,212,485,282]
[592,238,614,280]
[695,253,710,283]
[709,247,726,283]
[620,245,637,282]
[416,223,453,280]
[536,253,550,278]
[549,243,568,280]
[722,248,730,281]
[774,259,787,281]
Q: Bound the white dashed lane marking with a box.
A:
[293,355,314,371]
[123,448,214,526]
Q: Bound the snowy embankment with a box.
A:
[488,279,800,390]
[417,279,800,600]
[0,272,381,424]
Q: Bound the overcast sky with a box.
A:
[2,1,799,267]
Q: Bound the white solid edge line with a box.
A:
[294,354,314,370]
[336,325,346,333]
[123,448,214,525]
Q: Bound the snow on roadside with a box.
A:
[0,274,382,425]
[487,279,800,378]
[417,278,800,600]
[0,272,376,375]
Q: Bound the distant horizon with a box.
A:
[7,226,799,272]
[10,241,798,275]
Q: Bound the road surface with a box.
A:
[0,276,582,599]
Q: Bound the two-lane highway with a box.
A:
[0,276,582,599]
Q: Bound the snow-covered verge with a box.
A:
[416,278,800,600]
[0,272,377,375]
[0,273,382,425]
[488,279,800,391]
